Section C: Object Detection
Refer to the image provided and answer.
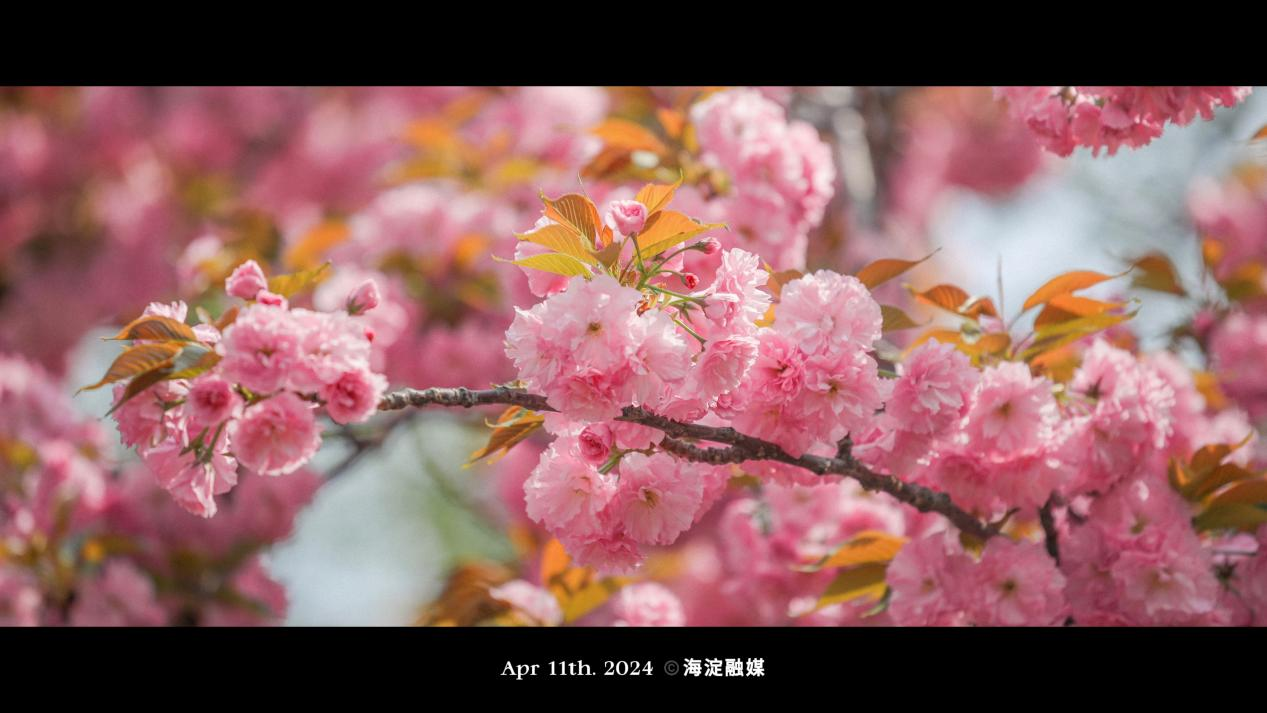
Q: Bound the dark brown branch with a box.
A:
[379,386,998,541]
[1039,493,1062,564]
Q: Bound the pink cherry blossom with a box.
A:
[231,392,322,477]
[319,368,387,425]
[608,452,703,546]
[610,582,686,626]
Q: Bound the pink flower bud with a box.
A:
[346,279,381,315]
[256,290,288,309]
[606,200,648,236]
[682,273,700,290]
[578,424,614,466]
[226,260,268,300]
[699,237,722,255]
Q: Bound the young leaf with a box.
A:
[541,192,602,244]
[79,343,182,392]
[880,304,922,332]
[1193,503,1267,533]
[1033,294,1121,328]
[466,407,545,466]
[167,343,221,380]
[1022,270,1125,312]
[562,577,629,624]
[855,250,938,290]
[634,175,683,217]
[1205,478,1267,509]
[591,118,668,155]
[799,531,907,572]
[1130,253,1186,296]
[1021,311,1134,362]
[656,107,686,140]
[284,219,350,271]
[104,368,170,416]
[496,252,594,279]
[911,284,970,314]
[539,537,572,587]
[1186,462,1258,501]
[268,262,332,298]
[811,563,889,613]
[109,315,198,342]
[515,224,599,264]
[635,211,724,258]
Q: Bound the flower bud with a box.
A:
[226,260,268,300]
[698,237,722,256]
[606,200,648,236]
[346,278,381,315]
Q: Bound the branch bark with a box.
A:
[379,386,998,541]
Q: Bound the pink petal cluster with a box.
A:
[506,274,689,422]
[110,263,385,518]
[888,532,1067,626]
[690,89,835,271]
[995,86,1252,157]
[609,583,686,626]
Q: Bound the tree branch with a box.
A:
[379,386,998,541]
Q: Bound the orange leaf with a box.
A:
[634,175,683,217]
[635,210,724,258]
[466,407,545,466]
[1033,294,1120,328]
[656,108,686,139]
[539,538,572,587]
[284,219,350,271]
[855,251,938,290]
[1207,478,1267,508]
[911,284,970,314]
[803,531,907,571]
[591,118,667,155]
[79,343,182,392]
[809,563,889,614]
[541,192,602,244]
[1022,270,1125,311]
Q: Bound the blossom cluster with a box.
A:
[110,261,385,518]
[1,353,315,625]
[995,86,1252,156]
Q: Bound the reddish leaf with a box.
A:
[79,343,182,393]
[109,315,198,342]
[855,251,937,290]
[1022,270,1124,311]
